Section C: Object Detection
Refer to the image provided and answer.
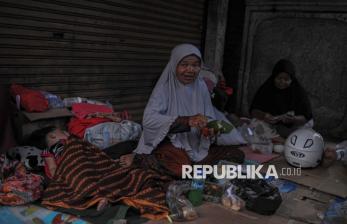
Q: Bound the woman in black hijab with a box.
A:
[250,59,313,137]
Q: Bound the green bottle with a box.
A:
[188,168,205,206]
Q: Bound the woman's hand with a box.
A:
[120,153,135,167]
[188,114,208,129]
[264,113,279,124]
[281,114,296,124]
[201,127,217,138]
[44,157,57,178]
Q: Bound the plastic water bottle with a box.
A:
[188,167,205,206]
[322,200,347,224]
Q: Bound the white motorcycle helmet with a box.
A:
[284,128,324,168]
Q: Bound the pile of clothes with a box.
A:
[68,103,141,149]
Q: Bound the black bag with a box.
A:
[230,179,282,215]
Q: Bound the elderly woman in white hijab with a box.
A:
[120,43,246,177]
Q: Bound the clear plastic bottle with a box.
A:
[188,167,205,206]
[238,124,256,145]
[322,200,347,224]
[63,97,82,107]
[166,181,198,221]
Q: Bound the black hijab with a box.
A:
[250,59,312,120]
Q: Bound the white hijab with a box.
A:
[134,44,245,161]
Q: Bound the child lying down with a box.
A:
[29,126,170,220]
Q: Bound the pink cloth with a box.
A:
[203,77,215,93]
[72,103,113,119]
[241,146,280,164]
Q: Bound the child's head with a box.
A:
[29,126,70,149]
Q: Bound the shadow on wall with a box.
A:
[0,85,17,153]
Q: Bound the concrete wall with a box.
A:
[204,0,229,77]
[238,0,347,137]
[223,0,246,113]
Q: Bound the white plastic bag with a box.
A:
[84,121,141,149]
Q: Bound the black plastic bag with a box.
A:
[230,179,282,215]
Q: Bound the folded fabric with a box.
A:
[72,103,113,119]
[10,84,48,112]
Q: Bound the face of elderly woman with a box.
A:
[176,55,201,85]
[274,72,292,90]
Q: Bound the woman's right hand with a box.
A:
[264,113,278,124]
[188,114,208,129]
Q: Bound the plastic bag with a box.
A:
[336,141,347,151]
[229,179,282,215]
[166,181,198,222]
[41,91,64,109]
[203,182,224,203]
[221,184,245,211]
[323,199,347,224]
[84,121,142,149]
[10,84,49,112]
[336,141,347,164]
[238,120,275,154]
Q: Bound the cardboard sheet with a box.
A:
[22,108,73,121]
[241,146,280,164]
[268,157,347,198]
[0,205,87,224]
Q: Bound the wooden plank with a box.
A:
[267,157,347,198]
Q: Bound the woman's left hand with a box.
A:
[201,127,217,138]
[281,114,296,124]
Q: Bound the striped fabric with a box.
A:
[41,138,170,220]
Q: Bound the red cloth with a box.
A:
[10,84,48,112]
[68,117,111,138]
[72,103,113,119]
[217,80,233,96]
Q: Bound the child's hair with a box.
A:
[28,126,57,149]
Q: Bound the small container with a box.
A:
[251,142,273,154]
[273,144,285,154]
